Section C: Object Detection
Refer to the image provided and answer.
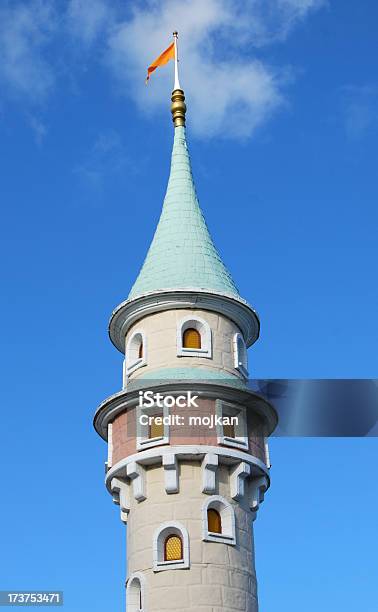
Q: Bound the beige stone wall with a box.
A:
[126,462,258,612]
[125,309,245,380]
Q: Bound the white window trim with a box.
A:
[125,330,147,376]
[122,358,127,389]
[126,572,146,612]
[136,403,169,451]
[216,399,249,450]
[153,521,190,572]
[202,495,236,545]
[233,332,249,378]
[264,437,271,468]
[177,315,212,358]
[107,423,113,469]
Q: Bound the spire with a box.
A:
[128,121,240,300]
[128,35,239,301]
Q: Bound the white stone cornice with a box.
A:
[110,477,130,523]
[249,476,269,514]
[105,445,270,507]
[230,461,251,501]
[108,289,260,353]
[106,445,269,490]
[126,461,146,502]
[201,453,219,494]
[162,453,179,494]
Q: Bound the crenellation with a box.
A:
[230,461,251,500]
[162,453,179,494]
[127,461,147,501]
[110,455,268,514]
[201,453,218,494]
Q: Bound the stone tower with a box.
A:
[94,81,277,612]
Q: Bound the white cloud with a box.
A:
[0,0,325,140]
[0,1,56,101]
[341,85,378,141]
[26,113,48,145]
[218,0,326,47]
[106,0,324,138]
[74,129,130,192]
[66,0,112,45]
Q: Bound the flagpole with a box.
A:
[173,31,181,90]
[171,31,186,127]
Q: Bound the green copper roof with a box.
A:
[128,126,240,300]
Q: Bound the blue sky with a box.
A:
[0,1,377,610]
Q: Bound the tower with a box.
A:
[94,68,277,611]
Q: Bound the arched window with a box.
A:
[125,330,147,376]
[202,496,236,545]
[164,534,183,561]
[177,316,212,358]
[153,522,190,571]
[183,328,201,349]
[126,573,145,612]
[233,332,248,377]
[207,508,222,534]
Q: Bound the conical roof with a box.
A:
[128,125,239,300]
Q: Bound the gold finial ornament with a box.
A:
[171,88,186,127]
[170,30,186,127]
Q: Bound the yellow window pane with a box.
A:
[183,328,201,349]
[149,415,164,439]
[164,535,183,561]
[223,422,235,438]
[207,508,222,533]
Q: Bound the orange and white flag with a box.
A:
[146,42,175,83]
